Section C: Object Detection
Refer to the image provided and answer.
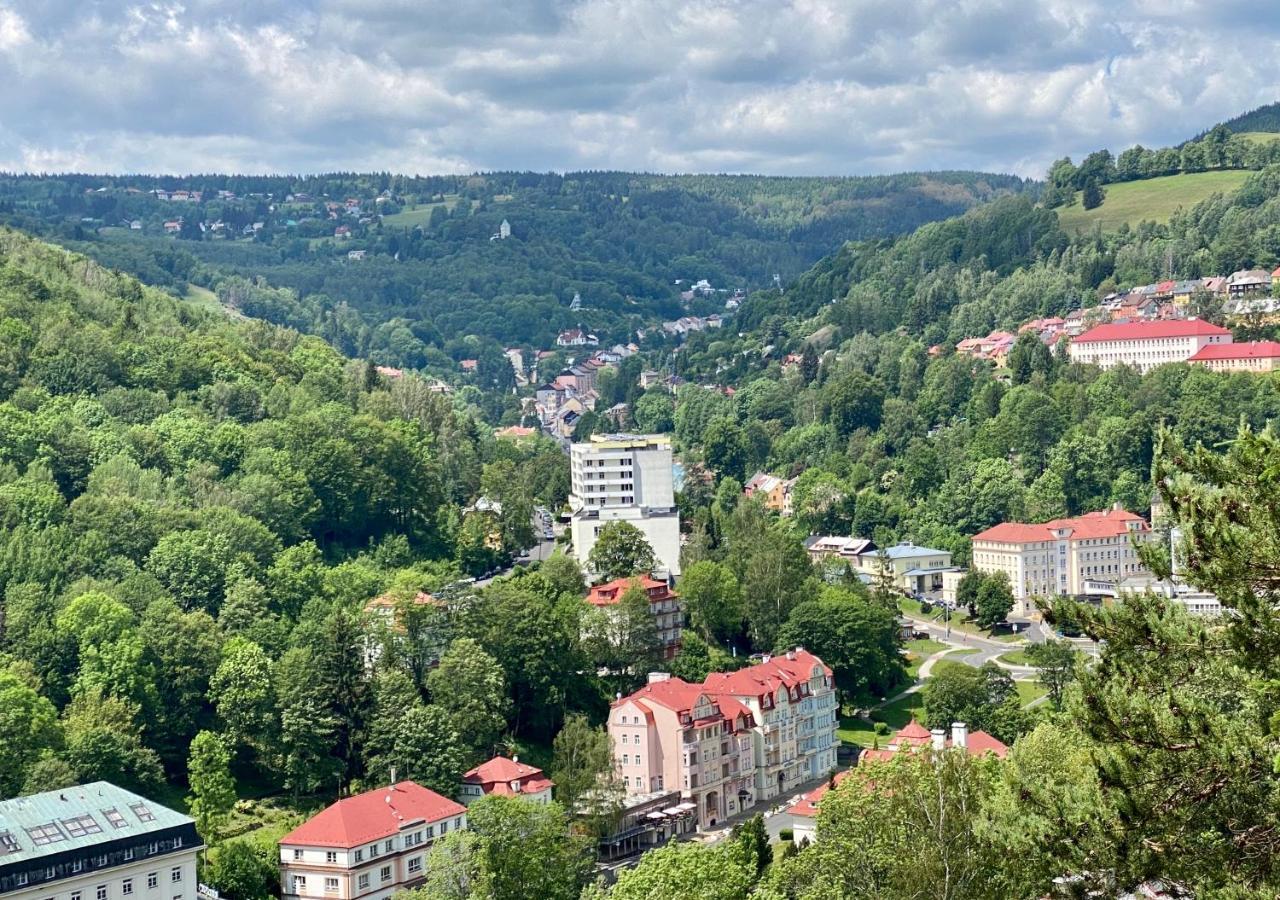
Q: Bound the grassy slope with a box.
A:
[1056,170,1252,233]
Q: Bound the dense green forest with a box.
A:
[1200,99,1280,136]
[0,170,1027,369]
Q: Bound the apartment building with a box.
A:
[0,782,200,900]
[278,781,467,900]
[971,505,1152,612]
[703,649,840,805]
[1067,320,1233,372]
[569,434,681,576]
[586,575,683,659]
[459,757,554,806]
[1188,340,1280,373]
[609,674,758,830]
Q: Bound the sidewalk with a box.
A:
[695,771,836,845]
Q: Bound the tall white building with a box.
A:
[0,782,201,900]
[570,433,681,576]
[1067,320,1233,372]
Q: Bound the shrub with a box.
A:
[874,722,890,736]
[779,827,794,842]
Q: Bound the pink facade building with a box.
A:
[609,648,839,830]
[459,756,554,806]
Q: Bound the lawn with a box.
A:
[999,649,1032,666]
[380,195,464,228]
[1056,170,1253,233]
[898,598,1026,644]
[1015,679,1049,707]
[1235,131,1280,147]
[905,637,948,655]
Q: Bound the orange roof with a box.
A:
[365,591,439,611]
[1188,340,1280,361]
[786,770,853,818]
[973,507,1146,544]
[494,425,536,439]
[614,676,755,729]
[280,781,465,848]
[1072,320,1231,343]
[586,575,673,607]
[895,719,932,745]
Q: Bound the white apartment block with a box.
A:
[570,433,681,576]
[278,782,466,900]
[0,782,200,900]
[1067,320,1232,372]
[971,505,1152,613]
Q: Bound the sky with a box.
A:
[0,0,1278,179]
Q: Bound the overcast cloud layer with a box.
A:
[0,0,1277,178]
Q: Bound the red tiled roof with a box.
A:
[786,770,853,818]
[617,676,708,716]
[703,649,832,700]
[1188,341,1280,361]
[1072,320,1232,343]
[462,756,555,796]
[895,719,932,745]
[973,507,1147,544]
[587,575,673,607]
[280,781,465,849]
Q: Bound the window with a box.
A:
[369,843,379,858]
[454,818,462,830]
[129,803,155,823]
[0,831,18,854]
[381,865,392,883]
[325,877,339,893]
[96,886,107,900]
[123,848,134,861]
[292,876,307,893]
[46,866,56,880]
[26,822,66,846]
[62,814,102,838]
[440,820,448,835]
[325,851,337,864]
[15,873,27,886]
[407,856,422,874]
[122,879,133,896]
[358,874,370,890]
[96,855,108,867]
[102,809,128,830]
[354,848,363,863]
[147,873,158,889]
[73,859,84,872]
[425,825,434,839]
[72,892,82,900]
[171,866,182,883]
[293,849,303,860]
[384,839,393,853]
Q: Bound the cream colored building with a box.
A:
[852,542,956,594]
[971,506,1152,613]
[0,782,200,900]
[1067,320,1233,372]
[1188,340,1280,373]
[569,433,681,576]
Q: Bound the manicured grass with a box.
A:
[1056,170,1253,232]
[899,598,1025,644]
[905,637,948,655]
[837,715,884,750]
[999,649,1032,666]
[1235,132,1280,147]
[1015,680,1049,706]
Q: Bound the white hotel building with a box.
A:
[569,433,681,577]
[1067,319,1233,372]
[971,506,1153,612]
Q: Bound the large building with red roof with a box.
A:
[1067,319,1232,372]
[971,505,1153,609]
[1188,340,1280,373]
[459,756,554,806]
[278,781,467,899]
[586,575,682,659]
[609,648,839,830]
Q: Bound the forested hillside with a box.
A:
[0,171,1026,369]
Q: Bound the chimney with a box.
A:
[761,654,772,664]
[512,755,519,764]
[786,649,796,661]
[390,766,397,786]
[930,728,946,752]
[648,672,671,684]
[951,722,968,751]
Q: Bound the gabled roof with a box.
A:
[1071,320,1232,343]
[586,575,673,606]
[973,507,1146,544]
[462,756,555,796]
[1188,340,1280,361]
[279,782,465,849]
[703,648,832,701]
[785,770,853,818]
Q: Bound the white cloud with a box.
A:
[0,0,1277,176]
